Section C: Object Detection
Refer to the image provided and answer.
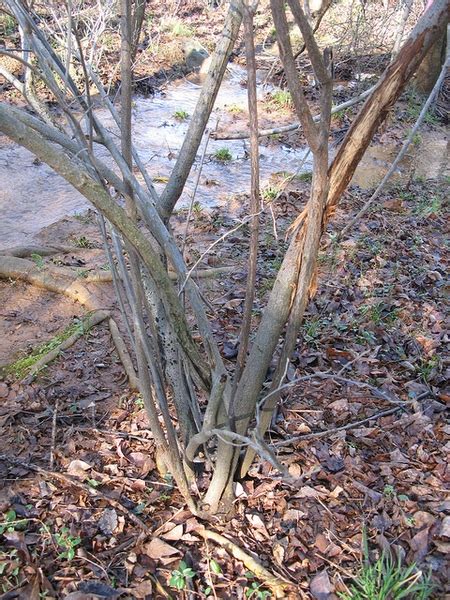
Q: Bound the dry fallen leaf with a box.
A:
[144,537,180,561]
[161,524,184,541]
[67,459,92,478]
[310,569,333,599]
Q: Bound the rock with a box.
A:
[183,40,209,70]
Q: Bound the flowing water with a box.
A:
[0,68,447,250]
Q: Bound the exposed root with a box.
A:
[0,255,109,310]
[0,244,75,258]
[21,310,110,383]
[109,317,140,391]
[196,527,293,598]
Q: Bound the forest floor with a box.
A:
[0,174,448,599]
[0,0,449,598]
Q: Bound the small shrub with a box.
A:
[213,147,232,162]
[173,109,189,121]
[169,560,196,590]
[339,552,433,600]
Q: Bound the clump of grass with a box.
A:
[173,109,189,121]
[161,17,194,37]
[73,235,93,248]
[3,320,85,380]
[414,195,442,218]
[339,551,433,600]
[268,89,293,110]
[226,104,244,114]
[261,186,280,201]
[213,147,232,162]
[297,171,313,183]
[0,14,16,36]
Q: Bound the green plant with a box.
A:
[359,302,398,326]
[73,235,93,248]
[4,320,84,379]
[244,573,271,599]
[193,200,203,215]
[30,253,45,269]
[416,355,439,382]
[356,329,377,345]
[213,147,232,162]
[0,548,21,593]
[268,89,292,109]
[414,195,442,218]
[169,560,196,590]
[411,132,422,146]
[383,484,396,498]
[261,186,280,201]
[134,394,145,409]
[226,103,244,114]
[302,316,325,342]
[54,527,81,561]
[173,109,189,121]
[0,510,28,535]
[339,551,433,600]
[0,14,16,36]
[297,170,313,182]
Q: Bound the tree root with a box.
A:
[22,310,110,383]
[0,244,78,257]
[0,255,106,310]
[0,256,137,390]
[109,317,139,391]
[196,527,293,598]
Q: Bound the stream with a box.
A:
[0,67,447,250]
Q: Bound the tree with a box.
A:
[0,0,448,524]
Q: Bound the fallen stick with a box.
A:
[23,310,110,382]
[212,84,376,140]
[196,527,293,598]
[0,255,102,310]
[0,244,76,258]
[85,265,237,283]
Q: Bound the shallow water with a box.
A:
[0,68,447,250]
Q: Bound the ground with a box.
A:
[0,175,448,599]
[0,0,449,598]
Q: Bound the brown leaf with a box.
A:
[310,569,333,599]
[440,516,450,538]
[161,524,184,541]
[131,579,153,599]
[144,538,180,560]
[67,459,92,478]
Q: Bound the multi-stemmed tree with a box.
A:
[0,0,447,520]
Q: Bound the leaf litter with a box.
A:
[0,176,448,598]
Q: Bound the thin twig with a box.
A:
[182,130,212,257]
[274,406,401,446]
[196,527,292,597]
[49,399,59,470]
[212,84,376,140]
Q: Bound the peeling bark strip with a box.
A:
[327,0,449,212]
